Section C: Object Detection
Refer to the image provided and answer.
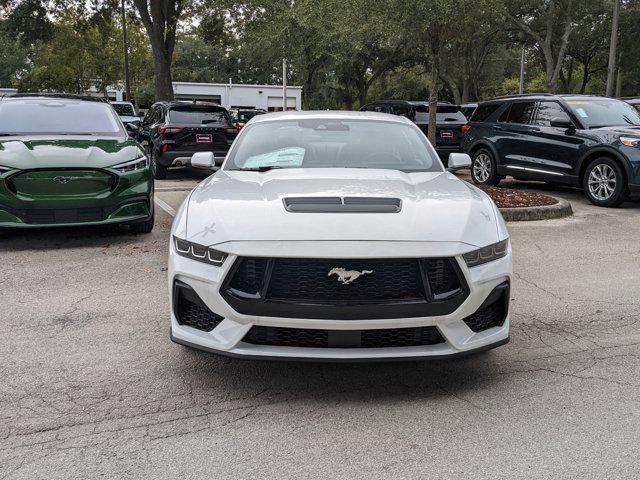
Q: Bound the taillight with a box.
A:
[162,144,169,153]
[461,125,471,135]
[159,126,184,134]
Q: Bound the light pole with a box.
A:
[519,47,525,94]
[121,0,132,103]
[605,0,620,97]
[282,58,288,111]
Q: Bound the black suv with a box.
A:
[136,101,237,179]
[462,94,640,207]
[360,100,467,164]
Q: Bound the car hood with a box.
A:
[183,168,505,248]
[0,136,143,169]
[590,125,640,139]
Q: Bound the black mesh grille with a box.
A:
[425,258,461,297]
[22,207,106,224]
[228,258,268,296]
[463,294,506,332]
[223,256,468,320]
[174,282,223,332]
[243,326,445,348]
[267,258,425,303]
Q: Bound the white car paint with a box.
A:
[169,111,511,360]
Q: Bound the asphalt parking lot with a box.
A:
[2,169,639,479]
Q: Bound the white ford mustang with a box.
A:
[169,111,512,361]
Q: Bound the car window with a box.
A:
[505,102,536,124]
[533,101,571,127]
[565,98,640,128]
[392,105,414,119]
[471,103,502,122]
[225,119,441,172]
[168,108,231,126]
[112,103,135,116]
[0,100,123,135]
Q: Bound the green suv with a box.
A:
[0,94,154,232]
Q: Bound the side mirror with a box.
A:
[550,117,574,129]
[191,151,215,169]
[447,153,472,171]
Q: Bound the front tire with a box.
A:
[471,148,500,186]
[130,210,154,233]
[583,157,628,207]
[151,150,167,180]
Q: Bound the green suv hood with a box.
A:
[0,136,144,170]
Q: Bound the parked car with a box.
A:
[622,97,640,112]
[0,94,154,232]
[169,110,512,361]
[135,101,238,179]
[360,100,467,164]
[110,101,140,126]
[229,108,266,129]
[460,103,478,119]
[462,94,640,207]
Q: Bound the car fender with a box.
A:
[576,145,633,182]
[467,139,502,166]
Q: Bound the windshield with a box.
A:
[0,100,123,135]
[112,103,135,116]
[225,119,441,172]
[168,108,231,126]
[565,99,640,128]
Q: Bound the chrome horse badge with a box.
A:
[328,267,373,285]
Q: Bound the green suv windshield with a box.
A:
[225,119,440,172]
[565,98,640,128]
[0,99,124,136]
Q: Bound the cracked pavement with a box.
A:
[1,171,639,479]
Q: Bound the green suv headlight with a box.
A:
[463,239,509,268]
[173,236,227,266]
[111,156,149,173]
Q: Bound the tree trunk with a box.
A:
[151,44,174,101]
[461,77,470,104]
[580,65,589,94]
[428,55,439,147]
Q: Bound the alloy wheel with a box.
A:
[473,153,492,183]
[588,164,617,201]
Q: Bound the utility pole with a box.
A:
[282,58,288,111]
[121,0,132,103]
[615,67,622,98]
[519,47,525,94]
[605,0,620,97]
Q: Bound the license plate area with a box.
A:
[440,130,454,139]
[196,134,213,143]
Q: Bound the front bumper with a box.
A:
[0,168,153,228]
[168,240,512,361]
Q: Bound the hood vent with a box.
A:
[283,197,402,213]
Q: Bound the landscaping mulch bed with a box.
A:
[475,184,558,209]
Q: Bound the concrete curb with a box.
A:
[500,197,573,222]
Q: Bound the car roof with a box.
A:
[2,93,108,103]
[156,100,226,110]
[250,110,415,125]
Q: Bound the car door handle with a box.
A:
[494,125,502,130]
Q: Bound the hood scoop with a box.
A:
[283,197,402,213]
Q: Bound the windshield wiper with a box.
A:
[236,166,287,172]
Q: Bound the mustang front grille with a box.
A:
[242,325,445,349]
[222,257,469,320]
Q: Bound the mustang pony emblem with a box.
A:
[328,267,373,285]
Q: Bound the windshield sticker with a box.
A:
[566,101,590,105]
[575,108,588,118]
[243,147,305,168]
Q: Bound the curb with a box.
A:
[500,197,573,222]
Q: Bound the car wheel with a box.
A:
[583,157,628,207]
[151,150,167,180]
[471,149,500,186]
[130,210,155,234]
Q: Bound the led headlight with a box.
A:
[112,156,149,173]
[463,238,509,268]
[620,137,640,147]
[173,236,227,266]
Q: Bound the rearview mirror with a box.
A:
[191,151,215,169]
[550,117,574,129]
[447,153,472,171]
